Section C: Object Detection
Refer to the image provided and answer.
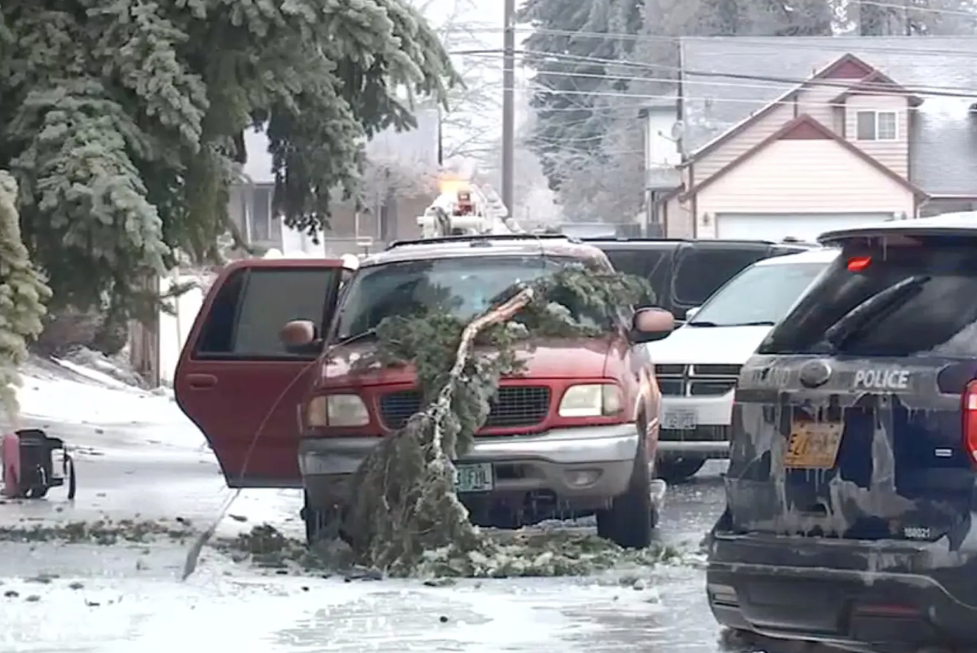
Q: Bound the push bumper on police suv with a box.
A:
[707,526,977,653]
[298,424,650,515]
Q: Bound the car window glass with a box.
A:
[688,261,828,327]
[336,256,609,339]
[758,237,977,357]
[672,248,769,306]
[234,269,336,355]
[601,248,668,305]
[195,267,338,357]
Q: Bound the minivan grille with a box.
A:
[654,364,743,397]
[379,386,551,430]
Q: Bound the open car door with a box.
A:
[175,258,344,488]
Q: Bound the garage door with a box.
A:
[715,213,896,242]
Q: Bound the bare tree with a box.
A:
[359,152,440,216]
[413,0,504,164]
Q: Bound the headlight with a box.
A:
[558,384,623,418]
[306,394,370,427]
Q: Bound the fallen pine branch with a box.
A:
[342,287,535,574]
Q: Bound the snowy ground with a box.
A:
[0,357,829,652]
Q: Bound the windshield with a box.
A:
[758,236,977,357]
[335,255,608,339]
[688,260,828,328]
[672,246,773,306]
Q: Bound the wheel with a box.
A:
[301,491,340,546]
[596,419,653,549]
[655,457,706,483]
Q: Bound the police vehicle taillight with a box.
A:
[962,380,977,464]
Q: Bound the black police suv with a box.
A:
[707,214,977,653]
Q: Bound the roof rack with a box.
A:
[386,233,577,250]
[578,235,821,247]
[580,236,690,242]
[584,236,785,245]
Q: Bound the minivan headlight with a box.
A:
[306,394,370,427]
[558,384,623,417]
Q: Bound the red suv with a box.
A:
[175,235,674,548]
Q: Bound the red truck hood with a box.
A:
[318,337,612,387]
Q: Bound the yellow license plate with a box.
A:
[784,421,844,469]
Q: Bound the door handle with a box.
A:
[187,373,217,389]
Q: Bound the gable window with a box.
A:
[855,110,898,141]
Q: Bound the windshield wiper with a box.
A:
[330,327,378,349]
[687,321,719,327]
[824,274,930,352]
[729,320,777,327]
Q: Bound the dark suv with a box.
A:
[585,238,813,323]
[707,215,977,652]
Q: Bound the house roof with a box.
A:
[681,114,928,200]
[683,53,876,165]
[679,36,977,196]
[827,70,922,106]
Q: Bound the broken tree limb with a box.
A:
[337,264,654,576]
[341,287,535,574]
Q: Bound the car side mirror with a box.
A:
[685,306,700,321]
[280,319,321,354]
[630,307,675,344]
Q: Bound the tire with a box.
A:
[596,420,653,549]
[655,457,706,484]
[301,491,339,546]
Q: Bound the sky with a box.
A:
[412,0,537,166]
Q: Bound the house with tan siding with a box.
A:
[657,36,977,241]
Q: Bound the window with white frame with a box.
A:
[855,110,898,141]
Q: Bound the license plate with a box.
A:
[784,421,844,469]
[662,408,697,430]
[453,463,494,493]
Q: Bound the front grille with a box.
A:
[690,381,738,396]
[655,364,687,376]
[659,379,685,396]
[654,363,742,397]
[379,386,551,430]
[693,364,742,377]
[659,425,730,441]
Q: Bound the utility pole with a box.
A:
[501,0,515,215]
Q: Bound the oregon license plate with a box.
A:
[453,463,494,493]
[662,408,697,430]
[784,421,844,469]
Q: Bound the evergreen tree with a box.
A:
[0,0,456,326]
[0,171,50,420]
[518,0,644,192]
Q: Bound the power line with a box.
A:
[458,48,977,100]
[496,63,977,104]
[442,6,977,60]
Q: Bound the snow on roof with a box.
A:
[679,36,977,196]
[819,211,977,243]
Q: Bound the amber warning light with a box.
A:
[847,256,872,272]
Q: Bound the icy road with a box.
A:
[0,359,830,652]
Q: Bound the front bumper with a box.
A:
[658,394,733,457]
[298,424,639,507]
[707,529,977,653]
